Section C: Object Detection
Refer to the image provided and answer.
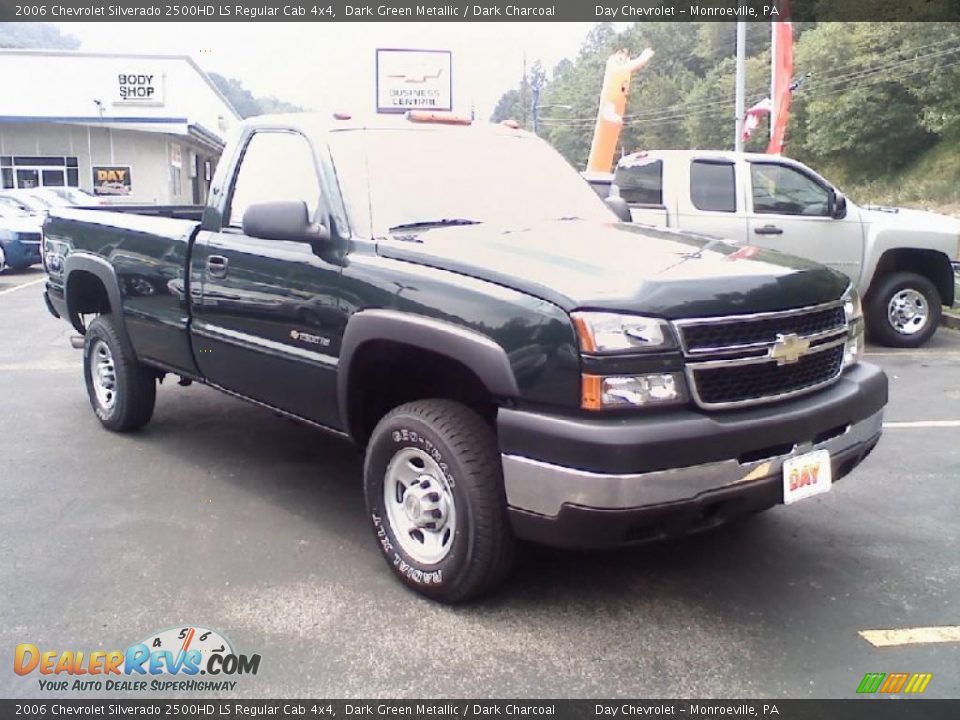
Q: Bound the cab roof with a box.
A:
[240,111,533,139]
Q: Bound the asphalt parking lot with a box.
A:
[1,267,958,699]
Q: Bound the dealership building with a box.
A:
[0,49,242,204]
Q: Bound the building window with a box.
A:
[170,144,182,200]
[170,166,182,199]
[1,156,79,189]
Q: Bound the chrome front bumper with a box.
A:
[502,408,884,518]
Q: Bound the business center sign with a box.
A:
[376,49,452,113]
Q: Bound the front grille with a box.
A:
[681,305,845,352]
[692,345,844,406]
[17,232,42,245]
[676,301,849,409]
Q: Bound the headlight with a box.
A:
[582,372,688,410]
[842,285,865,368]
[571,311,676,354]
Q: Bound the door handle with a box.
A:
[754,225,783,236]
[206,255,229,278]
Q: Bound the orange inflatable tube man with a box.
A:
[586,48,654,174]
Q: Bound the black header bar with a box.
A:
[0,0,958,22]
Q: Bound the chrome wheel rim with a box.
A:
[383,447,456,565]
[887,289,929,335]
[90,339,118,411]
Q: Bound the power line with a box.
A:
[536,33,960,128]
[537,43,960,131]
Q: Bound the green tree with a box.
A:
[0,22,79,49]
[208,73,303,119]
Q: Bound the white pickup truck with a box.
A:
[613,150,960,347]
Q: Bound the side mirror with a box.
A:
[242,201,330,243]
[605,195,632,223]
[830,191,847,219]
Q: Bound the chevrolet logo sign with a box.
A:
[768,333,811,365]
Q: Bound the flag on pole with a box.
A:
[767,21,794,155]
[742,98,772,141]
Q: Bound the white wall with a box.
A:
[0,50,239,137]
[0,123,215,204]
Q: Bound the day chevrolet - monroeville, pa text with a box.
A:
[41,112,888,602]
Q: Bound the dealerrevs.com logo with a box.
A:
[14,626,261,692]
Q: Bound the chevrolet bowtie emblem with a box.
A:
[769,333,811,365]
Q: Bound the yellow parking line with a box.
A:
[859,626,960,647]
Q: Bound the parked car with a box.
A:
[40,187,105,206]
[0,203,43,271]
[613,150,960,347]
[0,189,55,214]
[42,112,887,602]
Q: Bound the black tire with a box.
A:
[83,315,156,432]
[364,399,515,603]
[866,272,941,348]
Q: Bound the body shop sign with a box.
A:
[116,72,163,104]
[376,49,452,113]
[92,166,132,196]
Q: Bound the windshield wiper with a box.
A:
[389,218,483,231]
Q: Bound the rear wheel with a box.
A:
[363,399,515,603]
[83,315,156,432]
[866,272,941,348]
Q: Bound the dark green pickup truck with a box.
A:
[42,112,888,602]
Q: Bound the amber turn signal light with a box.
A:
[405,111,473,125]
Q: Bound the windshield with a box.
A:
[330,128,614,234]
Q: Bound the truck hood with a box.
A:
[376,220,850,318]
[859,204,960,235]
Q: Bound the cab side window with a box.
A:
[751,163,830,216]
[690,160,736,213]
[614,159,663,205]
[227,131,321,228]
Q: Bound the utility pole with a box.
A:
[734,21,746,152]
[769,21,778,147]
[521,52,528,129]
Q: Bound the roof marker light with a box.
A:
[405,111,472,125]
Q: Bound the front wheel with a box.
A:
[363,400,515,603]
[866,272,942,348]
[83,315,157,432]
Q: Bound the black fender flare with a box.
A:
[63,252,138,360]
[337,309,520,438]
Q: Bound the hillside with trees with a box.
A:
[207,73,304,118]
[491,22,960,208]
[0,22,79,49]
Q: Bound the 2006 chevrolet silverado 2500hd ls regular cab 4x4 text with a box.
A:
[42,112,888,602]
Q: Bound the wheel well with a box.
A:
[869,249,955,306]
[346,340,497,445]
[66,270,111,331]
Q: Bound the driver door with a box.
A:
[746,161,864,281]
[191,129,346,428]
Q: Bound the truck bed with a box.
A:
[75,204,204,221]
[43,206,203,375]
